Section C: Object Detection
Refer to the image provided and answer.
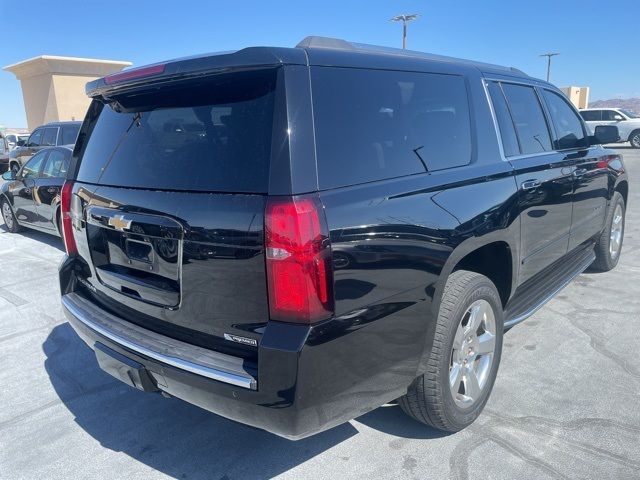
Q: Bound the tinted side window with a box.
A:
[22,151,47,178]
[42,150,67,178]
[28,129,43,147]
[60,124,80,145]
[42,128,58,146]
[542,90,588,150]
[602,110,622,121]
[487,82,520,157]
[501,84,552,155]
[580,110,601,121]
[312,68,472,189]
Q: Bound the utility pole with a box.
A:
[390,14,419,49]
[540,52,560,82]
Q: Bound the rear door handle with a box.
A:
[574,168,588,177]
[521,179,541,190]
[47,187,57,194]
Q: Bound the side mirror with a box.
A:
[591,125,620,145]
[1,171,16,181]
[613,114,625,121]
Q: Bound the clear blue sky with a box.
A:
[1,0,637,127]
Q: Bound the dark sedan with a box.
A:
[1,146,71,237]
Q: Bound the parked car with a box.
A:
[0,130,29,174]
[2,129,30,151]
[1,146,71,236]
[0,137,8,174]
[8,121,80,174]
[56,37,627,440]
[580,107,640,147]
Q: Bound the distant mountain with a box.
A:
[589,98,640,113]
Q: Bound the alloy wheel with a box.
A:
[449,299,496,409]
[2,202,14,230]
[631,133,640,148]
[609,204,623,260]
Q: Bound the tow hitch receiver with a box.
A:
[95,342,159,392]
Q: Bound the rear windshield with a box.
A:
[76,69,277,193]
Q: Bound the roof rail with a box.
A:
[295,35,528,77]
[296,36,354,50]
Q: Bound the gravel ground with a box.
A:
[0,147,638,480]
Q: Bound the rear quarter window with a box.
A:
[61,124,80,145]
[580,110,601,121]
[311,67,473,189]
[76,69,277,193]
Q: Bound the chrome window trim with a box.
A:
[483,77,566,162]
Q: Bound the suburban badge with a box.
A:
[224,333,258,347]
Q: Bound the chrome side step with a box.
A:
[62,292,257,390]
[504,248,596,328]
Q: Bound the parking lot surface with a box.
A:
[1,148,638,480]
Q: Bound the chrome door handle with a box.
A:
[47,187,57,194]
[574,168,588,177]
[521,179,541,190]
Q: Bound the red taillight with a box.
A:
[597,154,621,170]
[104,64,166,85]
[265,195,334,324]
[61,181,77,256]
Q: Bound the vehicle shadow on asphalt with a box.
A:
[0,224,65,252]
[43,323,444,479]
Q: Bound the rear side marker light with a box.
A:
[265,195,334,324]
[104,64,166,85]
[61,181,77,256]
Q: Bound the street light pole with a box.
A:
[540,52,560,82]
[390,14,419,49]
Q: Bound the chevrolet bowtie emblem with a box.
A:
[108,214,132,232]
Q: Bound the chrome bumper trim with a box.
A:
[62,293,256,390]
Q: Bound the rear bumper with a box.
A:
[62,293,257,390]
[60,268,419,439]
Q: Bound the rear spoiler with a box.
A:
[85,46,307,98]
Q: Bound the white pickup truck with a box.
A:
[580,107,640,148]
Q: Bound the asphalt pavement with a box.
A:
[0,147,638,480]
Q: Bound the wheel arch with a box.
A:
[0,191,14,209]
[626,128,640,144]
[615,179,628,207]
[433,237,518,315]
[414,236,517,379]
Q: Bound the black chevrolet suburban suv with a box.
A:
[57,37,627,439]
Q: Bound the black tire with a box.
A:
[1,197,22,233]
[629,130,640,149]
[591,192,625,272]
[399,270,503,432]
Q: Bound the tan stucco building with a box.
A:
[560,86,590,109]
[4,56,132,130]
